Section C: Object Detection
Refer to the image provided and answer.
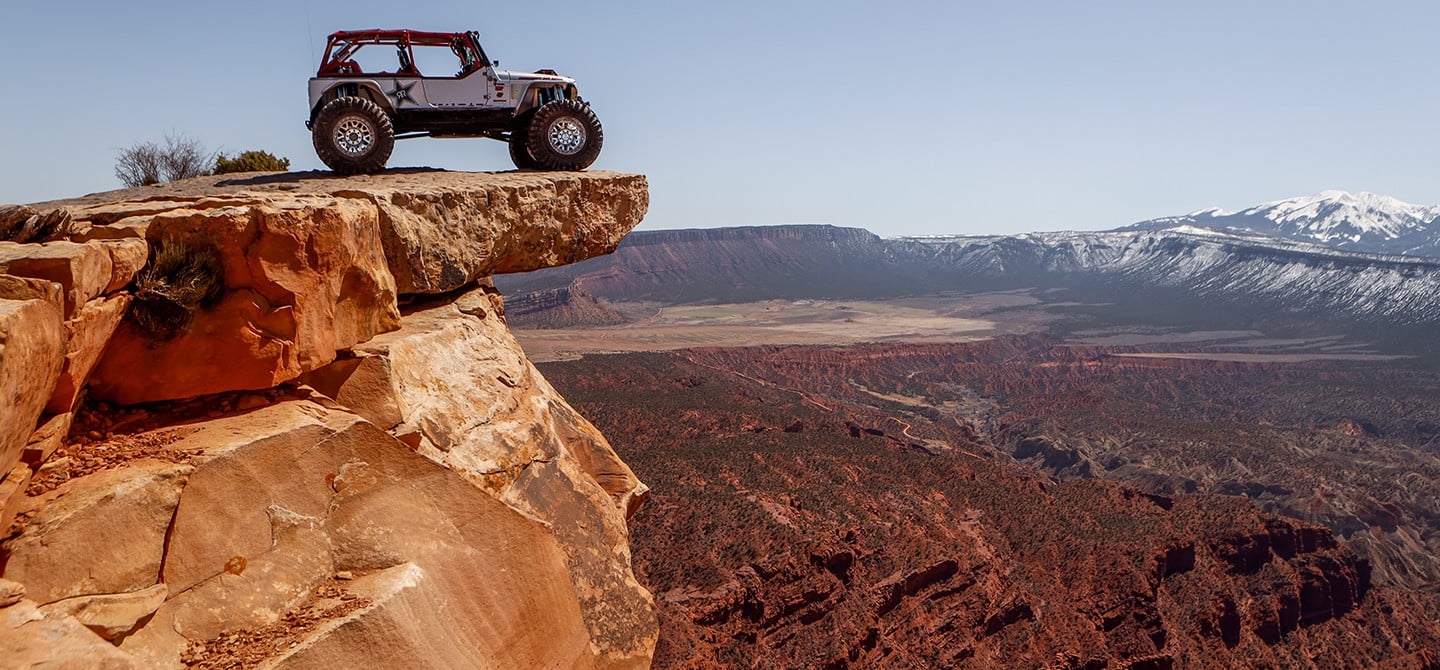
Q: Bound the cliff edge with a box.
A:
[0,170,657,669]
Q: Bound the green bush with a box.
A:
[214,150,291,175]
[130,237,226,341]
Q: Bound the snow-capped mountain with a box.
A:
[896,229,1440,324]
[1123,191,1440,258]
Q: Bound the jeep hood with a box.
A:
[495,69,574,83]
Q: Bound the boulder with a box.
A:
[0,241,112,317]
[0,205,37,240]
[22,413,72,467]
[0,579,23,608]
[98,238,148,292]
[0,464,32,534]
[269,562,594,670]
[0,298,65,477]
[47,294,131,414]
[40,583,169,641]
[0,206,74,244]
[296,355,403,430]
[119,400,596,669]
[87,195,401,404]
[302,289,656,667]
[0,273,63,313]
[315,419,596,670]
[159,402,362,594]
[125,520,335,663]
[1,598,145,668]
[71,218,148,241]
[1,459,193,604]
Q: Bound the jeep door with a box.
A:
[421,71,496,109]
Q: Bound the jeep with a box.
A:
[306,29,602,174]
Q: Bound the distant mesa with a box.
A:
[499,217,1440,330]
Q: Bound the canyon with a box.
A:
[541,341,1440,668]
[503,219,1440,667]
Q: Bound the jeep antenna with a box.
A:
[303,1,317,63]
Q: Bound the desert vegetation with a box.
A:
[128,236,225,340]
[213,150,291,175]
[114,133,290,187]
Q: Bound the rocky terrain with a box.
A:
[541,343,1440,668]
[0,170,657,668]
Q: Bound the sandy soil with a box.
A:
[513,292,1404,364]
[513,296,1054,362]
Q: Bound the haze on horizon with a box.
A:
[4,0,1439,236]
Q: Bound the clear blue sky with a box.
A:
[4,1,1440,235]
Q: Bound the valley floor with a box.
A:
[512,290,1407,365]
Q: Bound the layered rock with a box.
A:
[87,194,401,404]
[40,170,646,404]
[0,298,63,477]
[0,170,654,668]
[299,287,656,668]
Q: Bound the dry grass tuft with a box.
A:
[130,237,225,341]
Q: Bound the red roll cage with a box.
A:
[316,29,489,77]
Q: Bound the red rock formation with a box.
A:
[507,281,628,329]
[0,171,655,668]
[540,348,1440,668]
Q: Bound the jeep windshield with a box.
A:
[464,31,491,72]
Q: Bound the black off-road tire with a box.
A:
[525,100,603,171]
[312,96,395,175]
[508,112,542,170]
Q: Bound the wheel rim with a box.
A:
[547,117,586,155]
[335,116,375,156]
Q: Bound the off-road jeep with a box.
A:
[306,29,602,174]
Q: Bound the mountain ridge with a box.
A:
[1123,190,1440,257]
[497,223,1440,327]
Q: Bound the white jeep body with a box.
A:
[307,29,602,173]
[306,69,575,117]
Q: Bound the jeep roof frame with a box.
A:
[316,29,491,78]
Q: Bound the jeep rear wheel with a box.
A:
[313,96,394,175]
[525,100,603,171]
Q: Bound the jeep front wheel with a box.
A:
[525,100,603,171]
[312,97,395,175]
[508,113,542,170]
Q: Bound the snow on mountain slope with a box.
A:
[898,229,1440,324]
[1124,191,1440,257]
[501,224,1440,327]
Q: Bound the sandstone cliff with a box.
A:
[0,170,657,669]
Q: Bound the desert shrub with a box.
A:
[129,237,225,341]
[114,133,213,187]
[214,150,291,175]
